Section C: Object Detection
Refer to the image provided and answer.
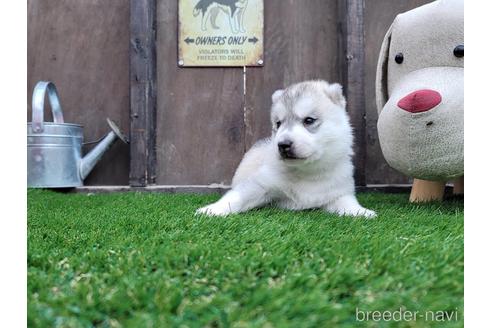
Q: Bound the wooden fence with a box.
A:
[27,0,432,187]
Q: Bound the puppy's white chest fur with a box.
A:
[276,175,347,210]
[277,180,328,209]
[269,157,355,210]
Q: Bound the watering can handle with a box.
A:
[31,81,64,133]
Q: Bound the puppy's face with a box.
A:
[270,80,351,165]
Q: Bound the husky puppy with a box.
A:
[197,80,376,218]
[193,0,248,33]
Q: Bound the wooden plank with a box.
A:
[71,184,458,195]
[344,0,366,186]
[337,0,348,91]
[27,0,130,185]
[364,0,433,184]
[244,0,340,149]
[74,185,229,195]
[155,0,245,185]
[129,0,157,186]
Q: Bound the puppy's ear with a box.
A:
[322,82,347,108]
[272,89,284,103]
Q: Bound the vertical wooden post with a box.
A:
[129,0,157,187]
[337,0,348,89]
[338,0,366,186]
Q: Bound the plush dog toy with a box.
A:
[375,0,463,202]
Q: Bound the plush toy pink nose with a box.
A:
[397,89,442,113]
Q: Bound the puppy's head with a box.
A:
[270,80,352,165]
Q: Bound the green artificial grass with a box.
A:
[28,189,463,328]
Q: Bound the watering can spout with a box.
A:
[79,119,129,180]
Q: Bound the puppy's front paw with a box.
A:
[331,206,377,219]
[358,208,377,219]
[195,203,231,217]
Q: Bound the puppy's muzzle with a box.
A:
[278,140,297,159]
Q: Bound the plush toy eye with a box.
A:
[453,44,464,58]
[395,53,404,64]
[303,117,316,126]
[276,121,281,128]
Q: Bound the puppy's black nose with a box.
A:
[278,140,293,153]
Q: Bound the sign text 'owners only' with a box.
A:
[178,0,264,67]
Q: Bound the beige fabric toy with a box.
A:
[375,0,464,202]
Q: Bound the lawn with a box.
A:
[27,189,463,327]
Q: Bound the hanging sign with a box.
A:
[178,0,264,67]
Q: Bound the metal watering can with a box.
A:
[27,81,128,188]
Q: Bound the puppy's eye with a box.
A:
[276,121,281,128]
[453,44,464,58]
[303,117,316,126]
[395,52,404,64]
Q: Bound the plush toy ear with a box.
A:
[321,82,347,108]
[272,89,284,103]
[375,23,393,115]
